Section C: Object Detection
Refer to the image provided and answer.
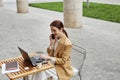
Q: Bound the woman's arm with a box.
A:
[47,46,54,56]
[55,44,72,65]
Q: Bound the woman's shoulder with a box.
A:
[65,38,72,46]
[59,34,72,46]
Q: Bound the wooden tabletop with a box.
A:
[0,53,54,80]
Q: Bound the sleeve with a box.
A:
[47,46,54,57]
[50,57,56,64]
[55,44,72,65]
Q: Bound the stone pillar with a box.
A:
[16,0,29,13]
[63,0,82,28]
[0,0,3,7]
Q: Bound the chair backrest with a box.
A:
[71,44,87,71]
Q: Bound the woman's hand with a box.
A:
[49,34,55,47]
[39,54,51,60]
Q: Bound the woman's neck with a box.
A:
[57,32,64,40]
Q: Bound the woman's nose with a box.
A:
[51,31,54,34]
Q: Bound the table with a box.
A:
[0,53,54,80]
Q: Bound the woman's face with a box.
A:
[50,26,62,38]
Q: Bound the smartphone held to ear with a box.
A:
[51,34,55,39]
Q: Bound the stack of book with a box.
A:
[2,61,19,74]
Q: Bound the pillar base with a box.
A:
[16,0,29,13]
[64,9,82,28]
[0,0,3,7]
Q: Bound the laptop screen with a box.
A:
[18,47,31,62]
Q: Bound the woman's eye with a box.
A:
[53,30,56,32]
[51,30,56,33]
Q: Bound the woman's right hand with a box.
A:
[49,34,55,46]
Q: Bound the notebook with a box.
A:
[6,61,18,70]
[2,61,19,74]
[18,47,45,66]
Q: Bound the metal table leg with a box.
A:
[23,76,29,80]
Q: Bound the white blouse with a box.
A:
[49,39,60,64]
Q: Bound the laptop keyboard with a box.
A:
[32,56,45,63]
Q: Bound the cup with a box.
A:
[36,63,42,68]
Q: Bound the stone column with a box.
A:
[16,0,29,13]
[63,0,82,28]
[0,0,3,7]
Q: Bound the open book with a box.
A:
[2,61,20,74]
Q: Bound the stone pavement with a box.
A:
[4,0,120,5]
[0,0,120,80]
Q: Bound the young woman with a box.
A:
[33,20,73,80]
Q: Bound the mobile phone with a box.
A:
[51,34,55,39]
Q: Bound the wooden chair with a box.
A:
[71,44,87,80]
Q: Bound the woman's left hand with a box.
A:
[39,54,51,60]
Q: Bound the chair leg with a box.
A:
[79,73,82,80]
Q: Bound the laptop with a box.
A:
[18,47,45,66]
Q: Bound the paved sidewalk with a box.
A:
[0,0,120,80]
[4,0,120,4]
